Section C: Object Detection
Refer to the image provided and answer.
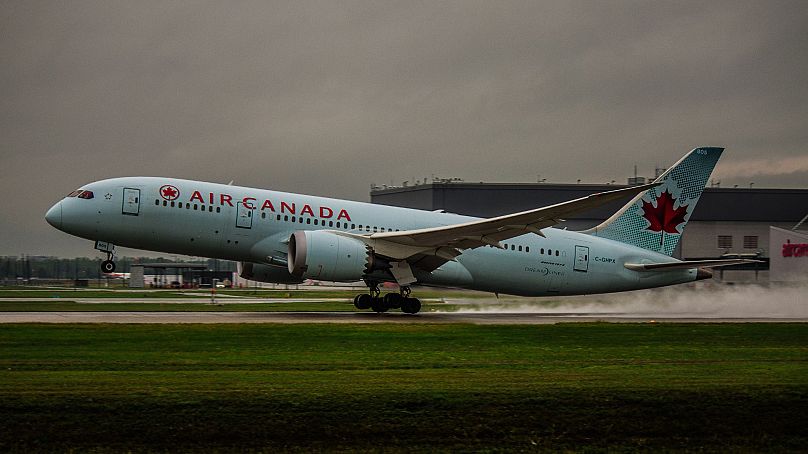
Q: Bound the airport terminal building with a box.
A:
[371,181,808,282]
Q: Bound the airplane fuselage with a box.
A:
[46,177,696,296]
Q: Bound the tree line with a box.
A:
[0,256,235,281]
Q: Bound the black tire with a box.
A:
[401,297,422,314]
[354,294,372,310]
[101,260,116,274]
[370,296,389,313]
[383,293,403,309]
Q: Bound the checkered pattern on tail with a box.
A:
[584,147,723,256]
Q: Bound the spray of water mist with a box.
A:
[444,282,808,318]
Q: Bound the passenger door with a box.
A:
[236,203,253,229]
[574,245,589,272]
[122,188,140,216]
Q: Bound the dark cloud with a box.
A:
[2,1,807,256]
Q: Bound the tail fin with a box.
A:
[583,147,723,256]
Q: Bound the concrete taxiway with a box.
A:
[1,311,805,324]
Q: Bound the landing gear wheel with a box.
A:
[354,294,372,310]
[101,260,116,274]
[383,293,403,309]
[370,296,389,313]
[401,297,422,314]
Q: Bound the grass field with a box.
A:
[0,300,361,312]
[1,323,806,452]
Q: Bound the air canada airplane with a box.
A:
[46,147,753,313]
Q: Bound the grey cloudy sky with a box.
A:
[2,1,807,257]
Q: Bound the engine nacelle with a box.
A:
[288,230,371,282]
[238,261,304,284]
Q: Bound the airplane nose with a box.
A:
[45,202,62,229]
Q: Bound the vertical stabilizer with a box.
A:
[583,147,723,256]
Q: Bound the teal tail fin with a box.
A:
[583,147,723,256]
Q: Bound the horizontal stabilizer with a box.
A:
[624,259,761,272]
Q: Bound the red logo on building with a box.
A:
[782,240,808,257]
[160,185,180,201]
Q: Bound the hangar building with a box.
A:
[371,181,808,282]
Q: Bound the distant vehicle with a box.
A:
[46,147,754,313]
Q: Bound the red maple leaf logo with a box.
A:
[641,190,688,234]
[160,185,179,201]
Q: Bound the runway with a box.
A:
[2,311,805,324]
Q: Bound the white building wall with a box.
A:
[679,221,795,259]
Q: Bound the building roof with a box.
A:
[371,183,808,222]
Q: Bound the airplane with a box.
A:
[45,147,755,313]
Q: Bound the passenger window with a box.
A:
[373,226,378,232]
[291,216,296,222]
[284,215,289,221]
[155,199,159,205]
[541,248,544,254]
[351,224,356,229]
[314,219,318,225]
[194,204,198,210]
[306,218,311,224]
[525,247,529,253]
[277,215,281,221]
[329,221,334,227]
[380,228,385,232]
[511,245,515,251]
[216,207,221,213]
[299,217,303,223]
[261,212,266,219]
[170,201,175,207]
[518,245,522,251]
[186,204,190,210]
[209,206,213,212]
[555,250,559,256]
[178,202,183,208]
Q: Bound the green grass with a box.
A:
[0,300,355,312]
[0,323,806,452]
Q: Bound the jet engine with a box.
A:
[238,261,304,284]
[288,230,377,282]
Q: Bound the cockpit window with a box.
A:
[77,190,94,199]
[66,190,81,197]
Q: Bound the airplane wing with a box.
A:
[332,182,660,271]
[624,259,762,272]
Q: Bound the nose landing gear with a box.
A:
[95,241,116,274]
[353,282,422,314]
[101,257,116,273]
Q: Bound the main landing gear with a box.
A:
[353,283,422,314]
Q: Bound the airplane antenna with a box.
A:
[228,180,234,186]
